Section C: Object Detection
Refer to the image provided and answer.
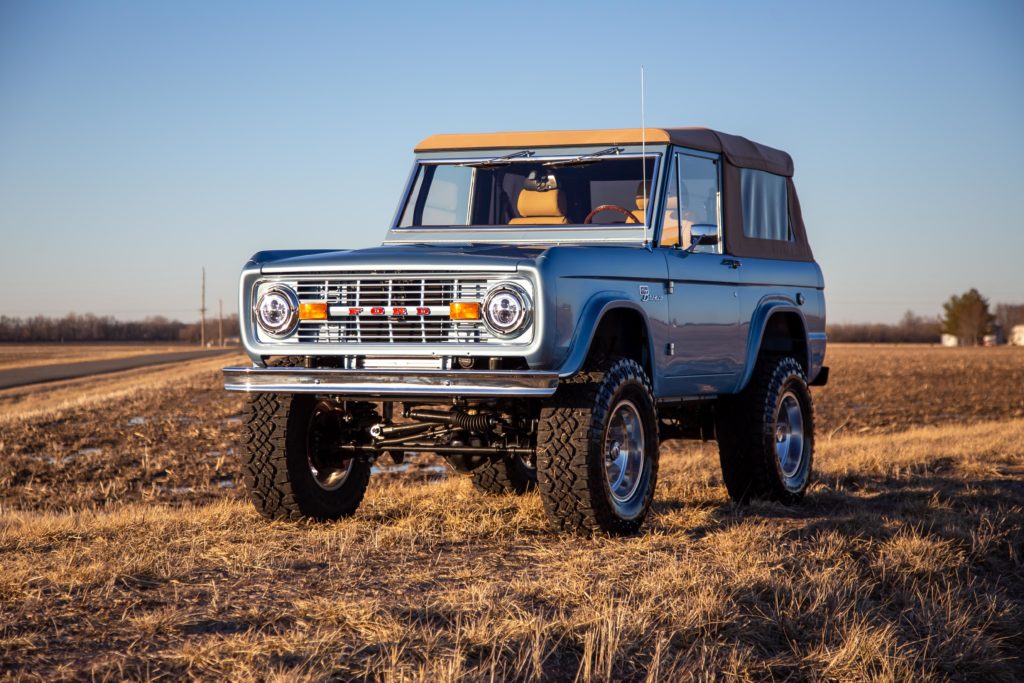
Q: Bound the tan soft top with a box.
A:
[415,127,793,177]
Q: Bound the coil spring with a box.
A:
[450,410,493,433]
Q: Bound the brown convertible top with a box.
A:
[415,127,811,261]
[415,127,794,177]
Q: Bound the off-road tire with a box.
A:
[240,392,372,521]
[535,358,659,535]
[715,355,814,504]
[471,456,537,495]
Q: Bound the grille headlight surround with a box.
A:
[255,285,299,338]
[482,282,532,338]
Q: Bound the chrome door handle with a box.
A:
[721,258,742,269]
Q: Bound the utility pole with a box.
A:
[218,298,224,347]
[200,267,207,347]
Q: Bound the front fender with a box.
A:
[555,292,657,381]
[734,298,814,393]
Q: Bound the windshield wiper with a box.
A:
[459,150,535,167]
[543,146,624,168]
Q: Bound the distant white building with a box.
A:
[941,333,959,347]
[1012,325,1024,346]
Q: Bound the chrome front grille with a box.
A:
[271,273,517,345]
[295,319,494,344]
[294,277,489,308]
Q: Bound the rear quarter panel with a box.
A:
[736,257,826,390]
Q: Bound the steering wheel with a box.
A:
[583,204,641,225]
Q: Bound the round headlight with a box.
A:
[255,286,298,338]
[482,282,531,337]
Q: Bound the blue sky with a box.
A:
[1,0,1022,323]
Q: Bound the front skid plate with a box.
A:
[223,366,559,398]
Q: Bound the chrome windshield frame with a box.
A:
[385,145,664,246]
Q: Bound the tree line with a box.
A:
[827,311,940,343]
[828,291,1024,344]
[0,314,240,343]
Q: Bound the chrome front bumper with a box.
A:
[222,366,559,398]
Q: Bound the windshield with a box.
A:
[397,155,657,228]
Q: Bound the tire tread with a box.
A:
[470,456,536,495]
[239,355,371,521]
[536,359,658,534]
[716,356,814,504]
[241,392,303,520]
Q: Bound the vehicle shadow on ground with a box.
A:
[651,472,1024,555]
[649,472,1024,680]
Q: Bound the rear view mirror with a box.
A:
[686,224,719,252]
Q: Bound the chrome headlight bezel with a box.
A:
[254,285,299,338]
[482,281,532,338]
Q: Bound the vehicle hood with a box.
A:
[251,244,551,274]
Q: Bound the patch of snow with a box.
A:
[372,463,448,477]
[158,486,195,495]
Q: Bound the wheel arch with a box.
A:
[735,300,810,393]
[556,294,656,385]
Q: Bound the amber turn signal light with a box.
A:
[298,302,328,320]
[449,301,481,321]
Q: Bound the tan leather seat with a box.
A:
[664,182,697,248]
[631,181,649,223]
[660,195,684,246]
[509,172,568,225]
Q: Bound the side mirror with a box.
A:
[686,224,719,252]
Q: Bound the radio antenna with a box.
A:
[640,65,647,231]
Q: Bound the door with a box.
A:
[662,151,743,395]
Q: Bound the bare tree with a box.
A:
[995,303,1024,333]
[827,310,940,343]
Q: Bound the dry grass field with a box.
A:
[1,346,1022,680]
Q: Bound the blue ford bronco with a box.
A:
[224,127,828,535]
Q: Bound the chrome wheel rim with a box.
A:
[604,399,645,503]
[307,404,354,491]
[774,392,805,479]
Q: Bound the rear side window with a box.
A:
[740,169,790,241]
